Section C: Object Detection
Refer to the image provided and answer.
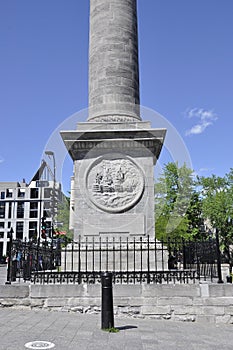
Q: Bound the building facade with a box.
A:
[0,162,63,259]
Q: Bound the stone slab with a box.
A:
[30,284,88,298]
[0,285,29,298]
[142,284,201,297]
[83,214,145,236]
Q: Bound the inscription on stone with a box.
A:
[95,115,137,122]
[86,156,144,213]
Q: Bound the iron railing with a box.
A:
[5,236,220,285]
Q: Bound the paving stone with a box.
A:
[0,308,232,349]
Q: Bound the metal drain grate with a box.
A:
[24,341,55,349]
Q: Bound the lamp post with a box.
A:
[45,151,56,231]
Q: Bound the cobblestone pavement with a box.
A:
[0,308,232,350]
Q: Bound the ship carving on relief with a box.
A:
[92,166,134,194]
[87,158,144,212]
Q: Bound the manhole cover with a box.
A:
[25,341,55,349]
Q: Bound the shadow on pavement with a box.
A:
[116,325,138,331]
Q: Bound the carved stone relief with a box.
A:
[86,156,144,213]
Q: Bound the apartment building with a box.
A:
[0,161,63,259]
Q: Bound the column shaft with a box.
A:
[88,0,140,121]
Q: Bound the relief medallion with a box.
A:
[86,156,144,213]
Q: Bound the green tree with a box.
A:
[155,162,195,240]
[55,196,73,242]
[198,171,233,249]
[185,191,205,239]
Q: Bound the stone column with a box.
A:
[88,0,141,122]
[60,0,166,239]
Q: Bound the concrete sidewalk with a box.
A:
[0,265,7,284]
[0,308,232,350]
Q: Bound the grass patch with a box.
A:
[102,327,119,333]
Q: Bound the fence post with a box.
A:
[147,235,150,284]
[78,238,81,284]
[5,228,13,284]
[182,238,187,269]
[101,272,114,329]
[216,229,223,283]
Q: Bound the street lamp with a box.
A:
[45,151,56,230]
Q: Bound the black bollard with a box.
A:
[101,272,114,329]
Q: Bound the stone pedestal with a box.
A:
[61,121,166,239]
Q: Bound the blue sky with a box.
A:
[0,0,232,194]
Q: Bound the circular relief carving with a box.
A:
[86,156,144,213]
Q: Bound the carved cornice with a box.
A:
[60,128,166,164]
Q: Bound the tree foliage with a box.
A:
[155,162,197,240]
[197,170,233,246]
[155,163,233,248]
[55,196,73,241]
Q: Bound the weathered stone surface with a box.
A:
[88,0,140,121]
[30,284,87,298]
[202,306,225,316]
[200,283,209,297]
[173,315,195,322]
[209,284,233,297]
[0,285,29,298]
[1,284,233,323]
[216,315,233,324]
[142,284,200,297]
[114,284,142,297]
[193,297,233,306]
[61,128,166,239]
[224,305,233,315]
[158,297,193,306]
[141,305,171,315]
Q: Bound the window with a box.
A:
[30,188,39,199]
[18,189,25,198]
[0,223,4,239]
[0,202,5,218]
[1,192,5,199]
[16,222,23,239]
[6,189,13,198]
[30,202,38,218]
[44,188,52,199]
[43,201,52,218]
[17,202,24,218]
[29,221,37,239]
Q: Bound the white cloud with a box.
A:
[185,108,218,136]
[198,167,215,173]
[0,157,4,164]
[192,167,215,178]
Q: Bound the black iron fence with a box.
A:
[5,238,59,284]
[6,236,222,285]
